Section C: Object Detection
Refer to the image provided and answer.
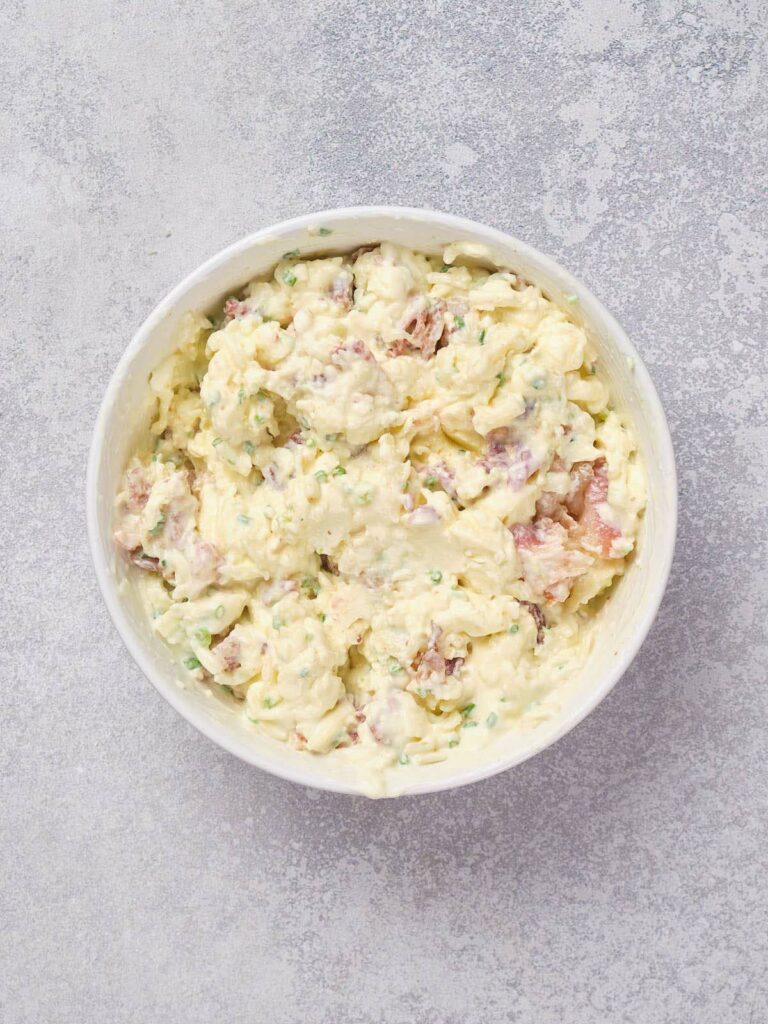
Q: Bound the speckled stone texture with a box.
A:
[2,1,767,1021]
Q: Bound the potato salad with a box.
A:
[114,241,646,787]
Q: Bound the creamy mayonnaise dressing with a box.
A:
[114,242,646,792]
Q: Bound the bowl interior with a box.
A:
[89,208,676,797]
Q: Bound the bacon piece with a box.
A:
[564,462,595,518]
[480,430,538,491]
[223,298,250,319]
[130,550,161,573]
[520,601,546,644]
[215,634,241,673]
[575,459,621,557]
[125,467,150,512]
[391,299,446,359]
[511,518,592,604]
[412,622,462,689]
[330,272,353,310]
[319,553,339,575]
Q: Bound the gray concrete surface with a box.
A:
[2,1,767,1021]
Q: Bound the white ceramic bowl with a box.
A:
[87,206,676,798]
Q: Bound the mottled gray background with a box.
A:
[2,1,767,1021]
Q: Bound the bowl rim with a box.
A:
[86,204,677,797]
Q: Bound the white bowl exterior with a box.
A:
[87,207,677,797]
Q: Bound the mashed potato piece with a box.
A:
[114,243,646,791]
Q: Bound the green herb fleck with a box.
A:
[253,414,264,425]
[461,703,476,717]
[317,227,333,236]
[588,364,597,375]
[398,752,411,766]
[183,656,201,670]
[282,248,300,260]
[430,570,443,584]
[454,315,465,329]
[318,612,327,623]
[565,293,579,304]
[332,465,346,477]
[357,490,372,505]
[448,738,460,748]
[272,615,283,630]
[220,684,234,696]
[214,604,225,619]
[243,440,255,453]
[194,627,211,648]
[388,658,404,676]
[495,372,505,385]
[532,378,545,390]
[301,575,320,598]
[424,474,438,489]
[479,329,486,345]
[314,470,328,483]
[439,264,450,273]
[263,697,276,708]
[486,712,498,728]
[299,668,309,678]
[237,513,252,525]
[212,436,223,447]
[462,720,479,729]
[237,387,246,404]
[282,269,297,286]
[508,623,519,635]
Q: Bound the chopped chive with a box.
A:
[263,697,276,708]
[448,738,460,748]
[479,329,486,345]
[183,656,201,670]
[282,249,300,260]
[214,604,225,619]
[314,470,328,482]
[332,465,346,476]
[253,414,264,424]
[565,293,579,304]
[486,712,498,728]
[532,378,545,390]
[388,658,404,675]
[243,440,255,453]
[588,364,597,375]
[301,575,320,598]
[318,612,327,622]
[495,372,505,385]
[508,623,519,634]
[439,264,450,272]
[272,615,283,630]
[237,513,252,525]
[398,752,411,765]
[424,474,438,489]
[317,227,332,236]
[237,387,245,404]
[212,437,223,447]
[461,703,475,717]
[430,570,443,584]
[194,627,211,648]
[282,269,297,286]
[454,315,465,329]
[462,720,479,729]
[220,684,234,696]
[357,490,372,504]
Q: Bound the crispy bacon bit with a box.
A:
[319,553,339,575]
[215,634,241,672]
[392,299,446,359]
[289,730,308,750]
[520,601,546,644]
[130,550,161,573]
[330,272,353,309]
[354,707,367,723]
[576,459,620,557]
[480,430,538,490]
[223,298,249,319]
[264,464,285,491]
[512,518,593,603]
[564,462,595,518]
[412,622,462,688]
[286,429,304,446]
[126,467,150,512]
[330,339,374,365]
[387,336,419,357]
